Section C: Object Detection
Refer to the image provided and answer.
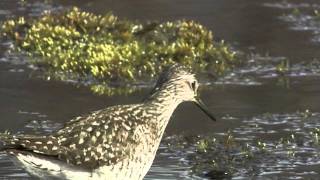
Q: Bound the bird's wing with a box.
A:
[0,104,147,170]
[53,104,145,169]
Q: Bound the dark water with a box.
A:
[1,0,320,179]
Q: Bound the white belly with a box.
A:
[13,144,157,180]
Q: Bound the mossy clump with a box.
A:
[1,7,236,95]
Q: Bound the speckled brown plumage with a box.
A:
[0,65,215,180]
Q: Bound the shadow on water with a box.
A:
[1,0,320,179]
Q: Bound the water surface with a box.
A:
[1,0,320,179]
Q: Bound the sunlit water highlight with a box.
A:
[264,0,320,43]
[1,0,320,179]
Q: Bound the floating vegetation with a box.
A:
[0,7,236,95]
[310,128,320,145]
[275,58,290,75]
[158,110,320,179]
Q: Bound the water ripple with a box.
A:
[264,1,320,43]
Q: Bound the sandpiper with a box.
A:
[0,65,216,180]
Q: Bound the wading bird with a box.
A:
[0,65,216,180]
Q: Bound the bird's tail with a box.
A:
[0,131,60,156]
[0,131,20,151]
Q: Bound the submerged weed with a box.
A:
[298,109,313,119]
[310,128,320,145]
[276,58,290,75]
[291,8,301,16]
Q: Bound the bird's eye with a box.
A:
[191,81,197,91]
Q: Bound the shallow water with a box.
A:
[1,0,320,179]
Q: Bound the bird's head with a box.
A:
[149,64,216,121]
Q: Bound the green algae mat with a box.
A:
[1,7,236,95]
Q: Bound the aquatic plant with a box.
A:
[276,59,290,74]
[291,8,301,16]
[310,128,320,145]
[313,10,320,21]
[299,109,313,119]
[1,7,236,95]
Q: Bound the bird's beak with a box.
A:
[194,96,216,121]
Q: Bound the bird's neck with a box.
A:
[145,83,182,136]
